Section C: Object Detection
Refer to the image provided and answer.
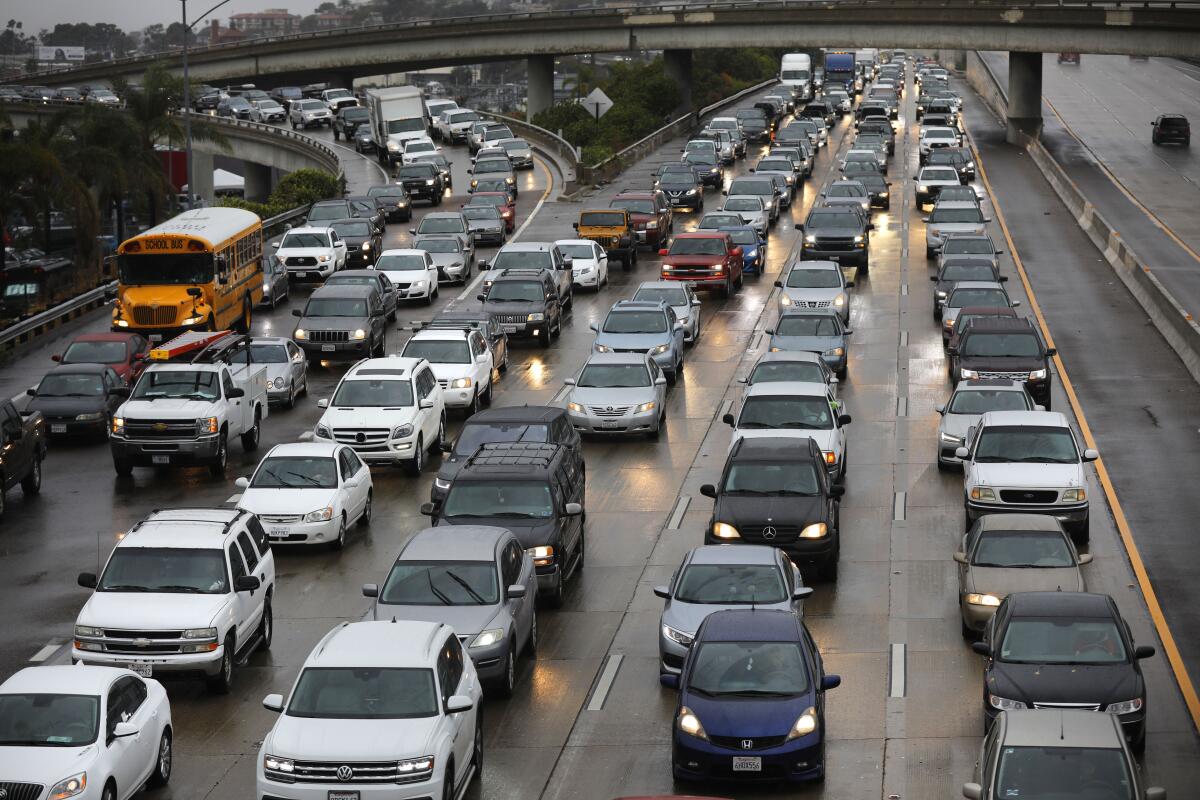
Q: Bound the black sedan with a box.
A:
[26,364,125,440]
[365,184,412,223]
[974,591,1154,753]
[328,218,383,269]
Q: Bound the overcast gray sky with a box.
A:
[15,0,303,37]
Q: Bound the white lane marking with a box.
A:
[667,495,691,530]
[899,330,909,347]
[225,494,242,504]
[901,283,909,296]
[893,491,906,521]
[298,431,314,441]
[889,642,907,698]
[896,397,908,418]
[586,653,624,711]
[551,383,570,405]
[30,641,63,662]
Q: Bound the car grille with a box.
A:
[0,783,44,800]
[582,234,621,247]
[612,347,649,354]
[1033,702,1100,711]
[739,525,799,543]
[259,514,304,524]
[999,489,1059,504]
[709,734,788,750]
[285,256,318,267]
[975,370,1029,380]
[131,306,177,326]
[331,428,390,449]
[812,237,855,248]
[278,760,427,784]
[589,406,632,417]
[307,330,350,343]
[123,419,197,439]
[493,314,529,325]
[97,629,186,655]
[792,300,831,309]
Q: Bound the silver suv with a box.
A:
[590,300,686,384]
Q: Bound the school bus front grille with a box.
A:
[131,306,178,326]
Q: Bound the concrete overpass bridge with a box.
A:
[25,0,1200,142]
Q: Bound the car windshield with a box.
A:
[962,333,1042,358]
[399,165,436,179]
[417,239,461,254]
[604,311,667,334]
[250,344,290,363]
[699,215,741,229]
[942,264,995,282]
[330,221,371,238]
[332,379,413,407]
[131,370,219,401]
[738,396,832,429]
[948,389,1030,414]
[995,746,1134,799]
[281,232,330,248]
[375,254,427,271]
[689,641,810,696]
[418,218,464,234]
[634,287,688,307]
[974,426,1078,463]
[931,208,984,224]
[99,547,228,594]
[776,315,841,336]
[724,198,763,212]
[724,461,821,496]
[758,160,793,173]
[728,179,773,196]
[304,298,366,317]
[462,207,501,221]
[827,185,865,198]
[488,281,544,303]
[944,239,993,255]
[307,204,349,221]
[787,268,842,289]
[806,213,855,231]
[474,179,509,192]
[974,531,1075,568]
[448,111,479,123]
[35,372,103,397]
[675,564,788,604]
[386,118,426,134]
[381,561,500,606]
[406,141,436,154]
[492,250,553,271]
[474,161,509,175]
[1000,617,1128,664]
[948,289,1008,308]
[470,194,508,208]
[685,154,717,167]
[749,361,826,384]
[580,212,626,227]
[287,668,438,719]
[442,481,554,519]
[453,423,550,457]
[0,694,99,746]
[724,230,759,246]
[251,456,337,489]
[62,340,127,364]
[923,169,959,182]
[117,253,213,285]
[577,364,651,388]
[669,238,725,256]
[402,339,470,364]
[558,244,595,260]
[611,199,654,214]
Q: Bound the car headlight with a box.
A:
[197,417,218,435]
[944,318,955,328]
[317,255,330,263]
[48,772,87,800]
[351,329,367,340]
[387,141,401,151]
[823,451,838,467]
[853,235,864,243]
[685,189,697,196]
[677,706,708,740]
[434,478,451,491]
[361,242,371,251]
[182,627,218,639]
[74,625,102,638]
[450,377,473,389]
[180,315,204,326]
[970,487,996,501]
[805,234,816,243]
[294,328,307,339]
[936,290,947,298]
[662,624,694,646]
[824,347,845,357]
[785,706,818,741]
[567,401,584,413]
[74,411,104,421]
[264,754,294,774]
[647,221,658,229]
[396,755,435,777]
[1107,698,1144,715]
[594,343,612,353]
[649,344,670,356]
[966,593,1001,607]
[779,294,793,307]
[635,401,656,413]
[939,432,963,444]
[113,318,129,327]
[1028,368,1048,380]
[304,506,334,523]
[959,368,979,380]
[315,424,330,439]
[918,185,929,193]
[1063,488,1087,502]
[470,628,505,649]
[799,522,828,539]
[392,424,414,439]
[988,693,1025,711]
[425,179,435,185]
[711,522,740,540]
[527,545,554,566]
[412,280,427,289]
[833,293,846,308]
[880,191,889,198]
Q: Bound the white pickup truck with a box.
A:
[110,332,269,478]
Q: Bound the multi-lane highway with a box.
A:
[1,63,1199,800]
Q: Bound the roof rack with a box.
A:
[464,441,560,469]
[134,508,247,537]
[419,319,485,333]
[148,331,250,365]
[496,268,547,278]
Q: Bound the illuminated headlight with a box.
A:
[114,319,129,327]
[959,368,979,380]
[805,235,817,243]
[594,343,612,353]
[711,521,740,540]
[398,199,409,207]
[449,377,472,389]
[425,179,435,185]
[677,706,708,740]
[966,593,1001,607]
[833,293,846,308]
[304,506,334,523]
[527,312,545,322]
[1107,698,1144,715]
[505,176,515,185]
[1063,488,1087,502]
[853,235,864,243]
[785,706,818,741]
[944,318,956,328]
[180,316,203,326]
[861,201,869,209]
[315,424,330,439]
[470,628,504,648]
[635,401,656,413]
[197,417,219,435]
[649,344,670,355]
[1028,368,1047,380]
[824,347,845,357]
[685,189,697,196]
[392,424,414,439]
[317,255,330,262]
[361,242,371,251]
[567,401,584,413]
[662,624,693,646]
[351,329,367,340]
[75,412,104,421]
[939,432,963,444]
[880,191,889,197]
[47,772,87,799]
[936,290,947,298]
[988,693,1025,711]
[970,487,996,501]
[647,221,658,229]
[527,545,554,566]
[264,754,295,774]
[779,294,793,307]
[387,141,401,151]
[799,522,827,539]
[709,167,719,174]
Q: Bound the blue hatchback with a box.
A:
[720,226,767,275]
[662,608,839,784]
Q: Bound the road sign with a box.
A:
[582,87,614,120]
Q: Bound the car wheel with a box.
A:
[836,366,847,381]
[546,571,565,608]
[240,412,261,452]
[1131,727,1146,756]
[496,645,516,697]
[259,598,273,650]
[101,782,116,800]
[818,545,840,581]
[358,491,373,528]
[467,389,480,417]
[499,348,509,373]
[208,433,228,479]
[442,765,455,800]
[20,453,41,495]
[432,413,446,451]
[473,715,484,777]
[406,436,424,476]
[206,636,235,694]
[528,610,538,656]
[148,727,172,787]
[113,457,134,477]
[481,379,493,406]
[1071,517,1090,545]
[329,514,348,551]
[284,381,296,410]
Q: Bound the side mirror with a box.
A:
[362,583,379,598]
[659,673,679,690]
[25,388,35,397]
[674,322,685,331]
[929,275,939,282]
[572,222,579,230]
[653,585,671,599]
[317,398,330,409]
[262,693,285,713]
[999,276,1010,282]
[947,347,958,356]
[821,674,842,690]
[227,387,245,399]
[476,294,486,302]
[921,217,930,223]
[794,223,804,231]
[476,354,489,364]
[409,228,417,235]
[655,375,667,385]
[563,378,576,386]
[507,584,527,599]
[589,323,598,332]
[936,404,946,414]
[78,572,98,589]
[845,280,855,288]
[1046,347,1057,356]
[692,298,702,306]
[271,241,280,249]
[112,721,139,739]
[1144,789,1166,800]
[722,413,735,426]
[793,586,814,600]
[187,287,203,298]
[235,575,261,593]
[970,641,990,657]
[953,551,968,564]
[419,502,436,516]
[564,502,583,517]
[1078,553,1093,565]
[659,248,669,256]
[731,247,743,257]
[291,309,303,317]
[1135,645,1156,660]
[963,784,983,800]
[1082,448,1099,462]
[235,476,250,489]
[830,484,845,498]
[445,695,473,714]
[955,446,970,459]
[699,484,717,499]
[440,441,453,453]
[838,414,852,426]
[419,398,435,409]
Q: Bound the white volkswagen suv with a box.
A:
[257,620,483,800]
[401,326,494,416]
[314,357,446,475]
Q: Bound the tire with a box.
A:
[329,514,348,551]
[113,457,133,477]
[496,644,516,697]
[101,782,116,800]
[499,347,509,373]
[372,334,385,358]
[259,598,273,650]
[818,546,840,581]
[1072,517,1090,546]
[442,765,455,800]
[836,366,847,381]
[358,491,373,528]
[406,435,424,476]
[472,714,484,778]
[481,379,493,406]
[432,413,446,452]
[467,390,480,418]
[284,381,296,410]
[206,636,235,694]
[577,529,586,570]
[20,454,41,495]
[538,325,551,348]
[527,610,538,656]
[235,298,252,334]
[546,571,565,609]
[240,412,261,452]
[209,434,228,479]
[148,728,172,787]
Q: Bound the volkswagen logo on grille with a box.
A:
[337,765,354,782]
[762,526,777,540]
[355,432,365,443]
[1,787,10,799]
[741,739,754,750]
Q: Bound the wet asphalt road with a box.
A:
[0,70,1198,799]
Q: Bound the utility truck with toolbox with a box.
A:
[365,85,430,165]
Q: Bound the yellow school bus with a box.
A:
[112,207,264,336]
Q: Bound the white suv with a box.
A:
[957,410,1098,543]
[401,136,440,165]
[723,381,850,482]
[274,226,347,282]
[73,508,276,694]
[257,620,483,800]
[401,326,494,415]
[315,357,446,475]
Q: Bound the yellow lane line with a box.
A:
[965,123,1200,735]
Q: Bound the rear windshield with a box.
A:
[776,315,841,336]
[947,288,1008,308]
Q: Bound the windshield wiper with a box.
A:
[444,571,486,604]
[721,689,796,697]
[285,471,324,487]
[157,584,205,593]
[426,572,452,606]
[486,511,542,519]
[101,584,150,592]
[778,422,823,429]
[1011,457,1072,463]
[0,738,73,746]
[736,422,771,429]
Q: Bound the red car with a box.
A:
[610,190,673,249]
[659,232,744,298]
[52,332,150,385]
[465,191,516,233]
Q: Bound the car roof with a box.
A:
[1000,709,1124,749]
[949,281,1005,291]
[409,328,469,341]
[263,442,341,458]
[699,609,802,642]
[609,300,668,313]
[250,336,294,345]
[309,284,376,299]
[422,212,464,220]
[688,544,780,566]
[745,381,829,397]
[730,435,819,462]
[959,318,1037,335]
[788,259,841,272]
[1004,591,1115,618]
[464,405,566,424]
[307,621,451,669]
[978,514,1066,533]
[402,526,508,561]
[636,280,690,292]
[285,226,332,236]
[979,409,1070,428]
[461,442,564,474]
[583,351,651,366]
[328,269,383,279]
[613,191,655,199]
[378,249,427,257]
[71,332,139,343]
[46,362,108,375]
[123,508,248,549]
[0,665,133,695]
[346,356,424,378]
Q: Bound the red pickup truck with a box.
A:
[659,232,744,298]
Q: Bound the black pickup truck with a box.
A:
[0,398,47,519]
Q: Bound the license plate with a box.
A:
[597,421,619,429]
[126,662,153,678]
[328,793,359,800]
[151,455,170,465]
[321,344,336,352]
[269,527,289,538]
[501,324,521,333]
[732,756,762,772]
[51,424,66,433]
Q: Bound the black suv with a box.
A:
[306,198,379,229]
[327,218,383,269]
[477,269,562,347]
[1152,114,1190,146]
[431,405,581,502]
[397,162,446,206]
[423,442,586,606]
[949,317,1055,407]
[290,284,388,361]
[333,106,370,141]
[656,167,705,211]
[700,436,843,581]
[365,184,412,223]
[735,109,771,143]
[925,147,975,182]
[797,206,874,271]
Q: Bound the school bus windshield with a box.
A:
[118,253,213,285]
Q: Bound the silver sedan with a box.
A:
[249,337,308,408]
[565,352,667,438]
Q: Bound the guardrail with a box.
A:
[192,111,343,177]
[477,111,579,194]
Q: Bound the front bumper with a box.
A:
[297,339,373,361]
[801,244,867,266]
[110,434,222,467]
[965,499,1089,527]
[74,643,225,676]
[666,194,703,209]
[961,596,999,632]
[673,732,824,783]
[314,431,417,464]
[285,264,336,282]
[44,417,107,436]
[466,637,511,681]
[573,268,601,288]
[704,529,837,566]
[257,764,444,800]
[569,408,659,434]
[443,384,479,408]
[436,263,469,283]
[259,515,342,545]
[470,227,506,245]
[661,269,730,290]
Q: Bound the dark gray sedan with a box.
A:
[461,204,507,245]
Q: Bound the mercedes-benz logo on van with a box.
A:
[337,765,354,782]
[762,526,777,540]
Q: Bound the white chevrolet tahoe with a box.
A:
[401,326,494,415]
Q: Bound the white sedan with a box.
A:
[556,239,609,290]
[0,664,173,800]
[236,442,373,550]
[372,248,440,304]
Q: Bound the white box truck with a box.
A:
[366,86,430,164]
[780,53,813,102]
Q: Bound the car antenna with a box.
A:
[392,616,397,623]
[1059,710,1065,741]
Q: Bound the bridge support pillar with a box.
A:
[526,55,555,120]
[190,150,215,206]
[663,48,693,116]
[951,50,967,72]
[1007,50,1043,144]
[244,162,273,203]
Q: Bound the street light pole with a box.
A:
[180,0,235,208]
